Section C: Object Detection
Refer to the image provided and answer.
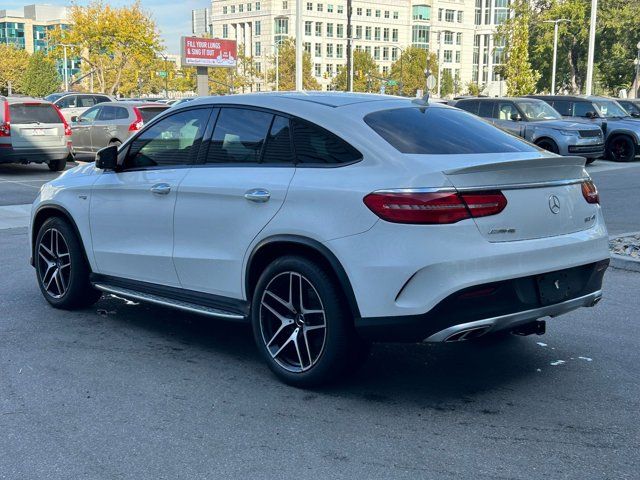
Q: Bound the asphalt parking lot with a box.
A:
[1,160,639,479]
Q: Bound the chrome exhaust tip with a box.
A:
[444,325,492,342]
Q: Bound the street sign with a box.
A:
[158,71,168,78]
[387,80,398,86]
[426,74,437,90]
[181,37,237,68]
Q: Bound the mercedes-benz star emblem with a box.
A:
[549,195,561,214]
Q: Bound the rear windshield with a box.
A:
[139,106,168,123]
[364,107,537,154]
[9,103,61,124]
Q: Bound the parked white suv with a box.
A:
[30,93,609,386]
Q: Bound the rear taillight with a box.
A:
[581,180,599,204]
[0,101,10,137]
[363,190,507,224]
[52,104,72,136]
[129,107,144,131]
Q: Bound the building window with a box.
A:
[255,2,261,11]
[475,0,482,25]
[444,31,453,45]
[336,44,343,58]
[239,4,244,12]
[438,9,443,21]
[374,46,380,60]
[317,3,323,12]
[445,10,455,22]
[315,43,322,57]
[315,64,322,77]
[392,28,398,43]
[337,24,344,38]
[365,26,371,40]
[255,61,261,73]
[255,41,261,56]
[256,83,261,92]
[366,9,371,17]
[255,20,261,35]
[247,3,252,11]
[356,25,362,38]
[223,6,228,14]
[383,28,389,42]
[327,23,333,37]
[222,24,229,38]
[304,42,311,53]
[391,48,398,61]
[357,7,362,16]
[444,50,453,63]
[412,25,429,50]
[456,32,462,45]
[365,46,371,55]
[307,2,313,11]
[275,17,288,44]
[338,5,343,14]
[305,21,312,36]
[230,5,236,13]
[384,11,389,19]
[494,0,509,25]
[328,4,333,12]
[375,10,381,18]
[455,51,461,63]
[457,11,463,23]
[315,22,322,36]
[382,47,389,60]
[412,5,431,21]
[326,64,333,75]
[327,43,334,57]
[382,66,388,75]
[393,11,399,20]
[282,1,288,8]
[374,27,381,41]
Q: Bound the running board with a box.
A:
[93,283,246,321]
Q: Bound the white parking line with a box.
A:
[0,178,44,189]
[0,204,31,230]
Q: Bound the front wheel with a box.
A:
[535,139,559,154]
[35,217,101,309]
[47,157,67,172]
[607,136,636,162]
[251,256,364,387]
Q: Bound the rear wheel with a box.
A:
[251,256,365,387]
[535,138,559,154]
[35,217,101,309]
[607,135,636,162]
[47,157,67,172]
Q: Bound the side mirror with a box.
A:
[95,145,119,170]
[71,116,78,123]
[510,113,522,122]
[585,111,597,119]
[631,112,640,118]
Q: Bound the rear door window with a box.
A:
[94,95,111,104]
[77,96,97,108]
[573,102,596,117]
[455,100,479,115]
[262,115,296,164]
[551,100,571,116]
[478,101,496,118]
[291,119,361,164]
[9,103,61,124]
[496,101,519,120]
[364,107,537,154]
[98,106,129,121]
[206,107,273,164]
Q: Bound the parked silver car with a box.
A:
[528,95,640,162]
[71,101,169,160]
[0,96,71,171]
[454,97,605,163]
[44,92,114,123]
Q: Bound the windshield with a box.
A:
[593,100,629,118]
[620,101,640,115]
[515,100,561,121]
[44,93,65,102]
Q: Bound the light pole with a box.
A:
[295,0,303,90]
[346,0,353,92]
[543,19,570,94]
[391,45,405,96]
[159,52,170,98]
[634,41,640,98]
[585,0,598,95]
[52,43,78,92]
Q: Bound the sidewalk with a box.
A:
[0,204,31,230]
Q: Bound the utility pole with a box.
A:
[295,0,303,90]
[52,43,78,92]
[392,45,404,96]
[159,53,170,98]
[346,0,353,92]
[543,19,570,94]
[585,0,598,95]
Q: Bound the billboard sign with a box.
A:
[181,37,237,68]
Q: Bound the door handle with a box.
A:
[150,183,171,195]
[244,188,271,203]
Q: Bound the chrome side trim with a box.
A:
[93,283,246,321]
[424,290,602,343]
[374,178,588,195]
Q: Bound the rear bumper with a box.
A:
[0,146,70,164]
[355,260,608,342]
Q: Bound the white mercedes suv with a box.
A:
[30,93,609,386]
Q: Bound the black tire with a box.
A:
[536,138,559,154]
[35,217,101,309]
[251,255,364,387]
[606,135,636,162]
[47,157,67,172]
[585,157,597,165]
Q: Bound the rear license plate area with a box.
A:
[536,272,573,305]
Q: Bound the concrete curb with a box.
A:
[609,232,640,273]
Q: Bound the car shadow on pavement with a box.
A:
[94,293,541,406]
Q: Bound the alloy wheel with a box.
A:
[37,228,71,299]
[612,138,631,161]
[259,272,327,373]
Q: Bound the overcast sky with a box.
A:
[6,0,206,54]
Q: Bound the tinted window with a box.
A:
[551,100,571,116]
[292,119,361,164]
[56,95,76,109]
[364,107,537,154]
[77,96,97,108]
[496,102,519,120]
[573,101,596,117]
[207,108,273,164]
[125,108,210,169]
[262,116,295,164]
[9,103,61,124]
[98,106,128,121]
[94,96,111,104]
[478,101,495,118]
[138,106,169,123]
[456,100,479,115]
[620,101,640,115]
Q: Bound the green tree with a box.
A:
[266,38,320,90]
[466,81,481,96]
[330,50,378,92]
[0,45,30,95]
[440,70,454,97]
[498,0,540,95]
[21,51,60,97]
[389,47,438,97]
[48,0,162,95]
